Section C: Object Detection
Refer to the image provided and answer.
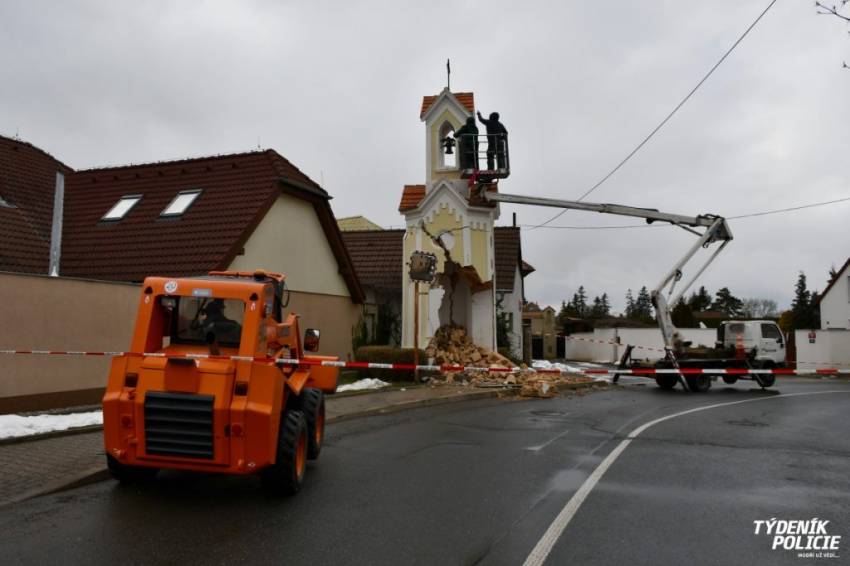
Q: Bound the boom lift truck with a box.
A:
[455,134,777,392]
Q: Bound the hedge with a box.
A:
[353,346,428,382]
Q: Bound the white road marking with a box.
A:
[526,429,571,452]
[522,390,850,566]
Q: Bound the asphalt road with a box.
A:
[1,378,848,565]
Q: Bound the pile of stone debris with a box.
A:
[424,325,592,397]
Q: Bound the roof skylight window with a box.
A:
[102,195,142,220]
[161,189,202,217]
[0,195,14,208]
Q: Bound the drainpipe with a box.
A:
[48,172,64,277]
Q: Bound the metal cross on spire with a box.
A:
[446,58,450,90]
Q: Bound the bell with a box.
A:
[442,136,455,155]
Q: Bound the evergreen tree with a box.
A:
[572,286,588,318]
[634,286,654,322]
[600,293,611,317]
[556,300,569,330]
[828,265,839,284]
[625,289,636,319]
[712,287,743,317]
[790,272,820,329]
[590,296,605,318]
[671,297,696,327]
[688,286,712,312]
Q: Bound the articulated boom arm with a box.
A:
[481,190,734,352]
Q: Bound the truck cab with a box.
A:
[102,270,338,494]
[717,320,786,366]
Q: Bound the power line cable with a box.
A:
[518,195,850,230]
[530,0,779,230]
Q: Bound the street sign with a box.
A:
[409,251,437,282]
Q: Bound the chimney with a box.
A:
[48,172,64,277]
[512,212,517,227]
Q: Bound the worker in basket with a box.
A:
[476,110,507,170]
[201,299,242,346]
[454,116,479,170]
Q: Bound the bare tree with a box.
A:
[816,1,850,68]
[742,298,779,319]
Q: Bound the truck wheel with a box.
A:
[106,454,158,483]
[300,388,325,460]
[685,375,712,392]
[757,373,776,388]
[655,375,678,390]
[722,376,738,385]
[262,409,308,495]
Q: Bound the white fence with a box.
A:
[794,329,850,370]
[563,328,716,363]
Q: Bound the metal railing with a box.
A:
[453,133,510,176]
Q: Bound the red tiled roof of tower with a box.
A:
[420,92,475,119]
[398,185,426,212]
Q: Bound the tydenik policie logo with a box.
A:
[754,518,841,559]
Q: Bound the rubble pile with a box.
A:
[424,325,593,397]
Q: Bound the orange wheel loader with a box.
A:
[102,270,339,494]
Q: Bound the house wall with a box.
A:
[794,329,850,371]
[0,271,360,413]
[229,193,351,297]
[0,272,139,412]
[820,272,850,330]
[498,265,524,358]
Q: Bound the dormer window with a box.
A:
[0,195,14,208]
[161,189,201,217]
[102,195,142,221]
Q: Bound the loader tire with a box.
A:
[300,388,325,460]
[106,454,158,483]
[685,375,712,393]
[655,375,679,390]
[262,409,308,495]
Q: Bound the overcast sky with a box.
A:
[1,1,847,312]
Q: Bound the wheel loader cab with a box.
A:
[102,271,339,493]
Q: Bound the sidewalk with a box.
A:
[0,383,561,508]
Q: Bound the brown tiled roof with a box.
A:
[521,260,536,276]
[819,257,850,304]
[59,150,361,302]
[399,185,426,212]
[0,140,363,301]
[420,92,475,119]
[340,229,404,293]
[0,135,73,274]
[341,226,528,294]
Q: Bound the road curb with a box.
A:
[4,381,604,505]
[0,424,103,446]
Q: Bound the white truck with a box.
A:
[637,319,787,392]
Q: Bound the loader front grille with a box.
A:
[144,392,214,459]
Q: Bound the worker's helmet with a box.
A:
[490,112,499,121]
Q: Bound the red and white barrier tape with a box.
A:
[1,349,848,376]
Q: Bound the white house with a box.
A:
[820,258,850,330]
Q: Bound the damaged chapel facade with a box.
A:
[399,89,502,351]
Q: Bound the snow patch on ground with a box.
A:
[0,410,103,440]
[337,378,391,393]
[532,360,586,373]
